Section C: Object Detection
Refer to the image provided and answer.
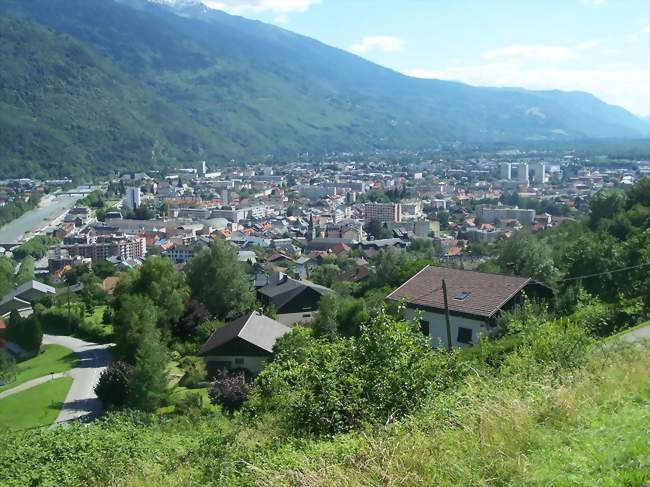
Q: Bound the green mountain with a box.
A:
[0,0,647,178]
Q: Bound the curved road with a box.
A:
[42,334,112,424]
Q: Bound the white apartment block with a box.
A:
[364,203,402,224]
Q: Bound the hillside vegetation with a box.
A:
[0,0,648,178]
[0,337,646,485]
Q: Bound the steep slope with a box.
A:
[0,16,224,179]
[0,0,646,178]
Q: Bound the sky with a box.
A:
[198,0,650,116]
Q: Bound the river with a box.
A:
[0,190,89,244]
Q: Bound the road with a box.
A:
[42,334,112,424]
[0,373,66,400]
[619,323,650,344]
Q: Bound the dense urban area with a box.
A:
[0,148,649,485]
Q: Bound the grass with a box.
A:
[0,344,78,393]
[0,377,73,431]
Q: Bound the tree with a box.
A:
[94,361,133,408]
[310,263,340,288]
[113,295,158,363]
[186,239,255,320]
[312,292,339,339]
[173,299,211,341]
[8,315,43,352]
[14,256,34,285]
[588,189,626,230]
[92,260,116,280]
[209,370,249,413]
[497,232,559,285]
[0,257,15,297]
[127,322,169,411]
[364,219,393,240]
[436,210,450,229]
[113,257,188,339]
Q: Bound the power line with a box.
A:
[559,261,650,283]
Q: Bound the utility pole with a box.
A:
[442,279,452,352]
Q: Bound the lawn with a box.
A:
[0,344,78,393]
[0,377,73,431]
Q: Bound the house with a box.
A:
[387,266,550,348]
[0,280,56,318]
[257,274,332,325]
[337,265,371,283]
[199,311,291,375]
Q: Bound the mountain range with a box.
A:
[0,0,647,179]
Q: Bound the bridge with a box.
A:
[0,243,21,251]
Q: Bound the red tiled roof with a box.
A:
[387,265,532,318]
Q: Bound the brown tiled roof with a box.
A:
[387,265,532,318]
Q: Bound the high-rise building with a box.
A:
[125,187,141,211]
[499,162,512,180]
[364,203,402,224]
[531,162,545,185]
[517,163,529,183]
[197,160,207,177]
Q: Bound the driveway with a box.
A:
[42,334,112,424]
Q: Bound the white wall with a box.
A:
[405,307,489,348]
[203,355,268,374]
[277,311,315,326]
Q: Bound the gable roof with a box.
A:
[258,277,331,309]
[387,265,534,318]
[199,311,290,355]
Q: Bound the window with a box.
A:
[234,358,245,365]
[454,291,471,301]
[419,320,429,335]
[457,327,473,344]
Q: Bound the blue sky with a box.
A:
[202,0,649,116]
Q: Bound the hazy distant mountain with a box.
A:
[0,0,646,178]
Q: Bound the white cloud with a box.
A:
[579,0,605,6]
[405,63,650,116]
[350,36,405,55]
[643,24,650,33]
[576,39,600,50]
[203,0,320,14]
[483,44,576,62]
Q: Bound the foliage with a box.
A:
[309,263,340,288]
[254,310,464,435]
[14,256,35,286]
[95,361,133,408]
[127,322,169,412]
[0,256,15,297]
[364,219,393,240]
[186,239,255,320]
[113,256,189,340]
[497,231,559,285]
[172,299,211,341]
[6,313,43,352]
[209,370,250,413]
[179,356,207,389]
[112,295,158,363]
[0,349,17,386]
[12,236,59,260]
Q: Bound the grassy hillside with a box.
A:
[0,340,646,486]
[0,0,647,178]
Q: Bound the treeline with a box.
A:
[0,192,41,228]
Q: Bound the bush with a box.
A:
[253,310,466,435]
[209,370,249,413]
[95,362,133,408]
[0,349,17,386]
[179,356,207,388]
[7,314,43,352]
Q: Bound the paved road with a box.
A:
[0,373,66,400]
[42,335,112,424]
[620,324,650,344]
